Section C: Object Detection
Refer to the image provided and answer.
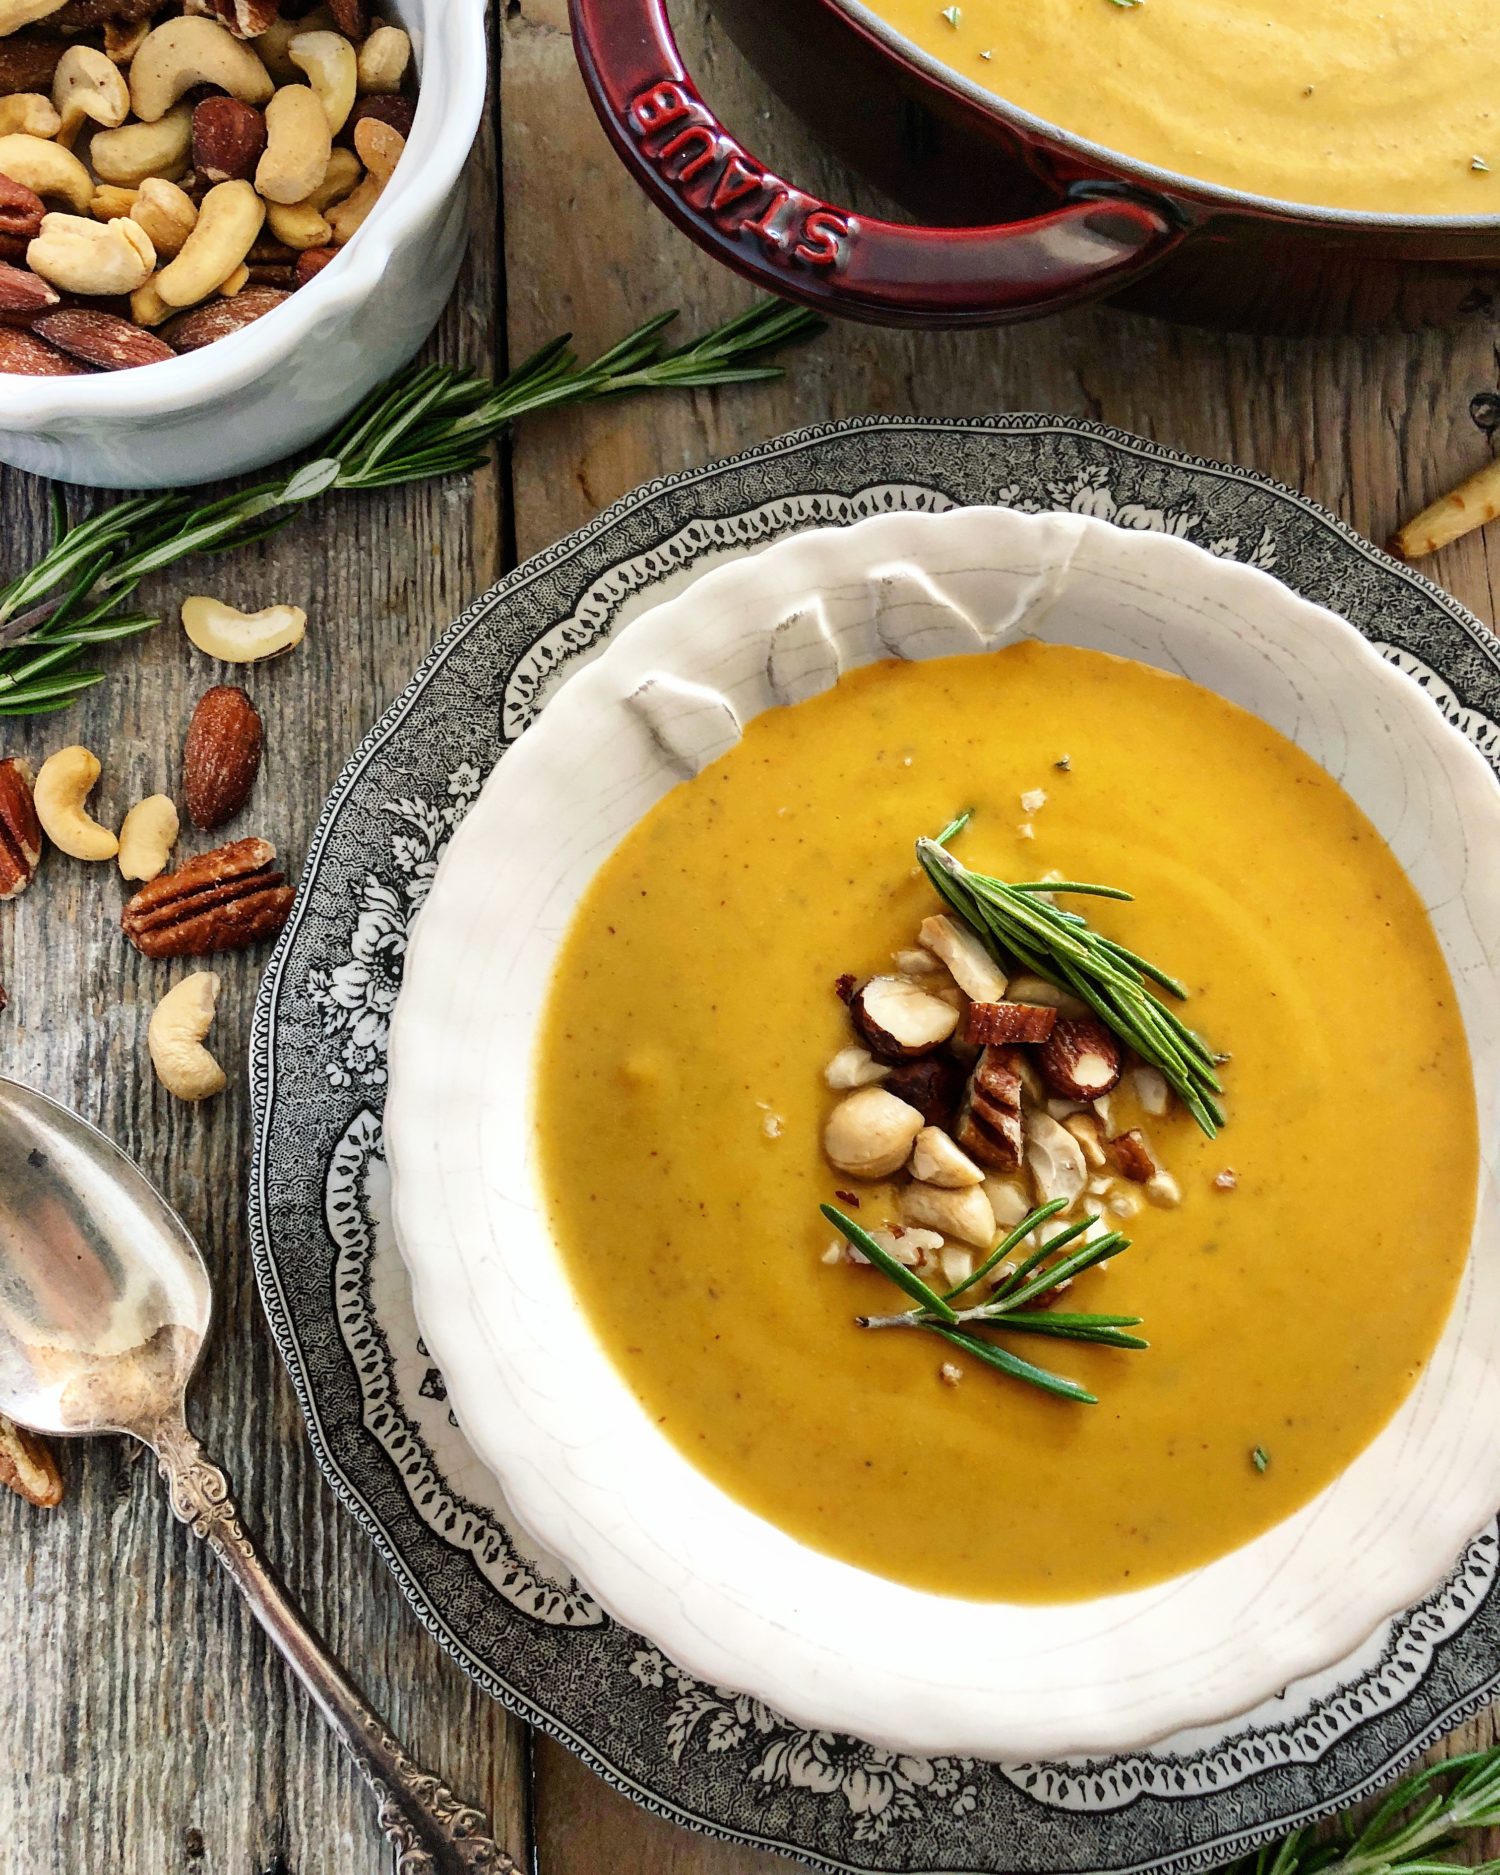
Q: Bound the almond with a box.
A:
[183,684,263,830]
[31,308,174,371]
[327,0,369,36]
[0,172,45,242]
[292,243,336,287]
[192,95,269,185]
[161,285,290,351]
[0,259,58,317]
[962,1000,1058,1046]
[0,757,43,902]
[1038,1014,1124,1100]
[0,1415,63,1509]
[0,326,89,375]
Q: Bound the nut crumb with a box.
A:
[1054,753,1072,771]
[1017,821,1035,840]
[1214,1168,1239,1191]
[939,1362,963,1387]
[821,1241,843,1265]
[1020,788,1047,814]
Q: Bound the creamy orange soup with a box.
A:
[535,643,1477,1601]
[867,0,1500,216]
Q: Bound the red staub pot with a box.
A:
[568,0,1500,332]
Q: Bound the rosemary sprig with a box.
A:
[0,297,823,718]
[1237,1746,1500,1875]
[821,1200,1145,1405]
[917,813,1226,1136]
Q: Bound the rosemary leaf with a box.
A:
[0,298,824,720]
[930,1324,1098,1404]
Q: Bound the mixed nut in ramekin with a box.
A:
[0,0,485,486]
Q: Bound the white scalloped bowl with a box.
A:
[384,506,1500,1760]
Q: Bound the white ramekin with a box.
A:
[0,0,487,489]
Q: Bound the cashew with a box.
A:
[0,95,61,140]
[356,24,411,94]
[148,972,227,1103]
[117,794,179,883]
[265,198,330,248]
[130,176,197,255]
[0,0,68,30]
[90,184,140,222]
[288,29,357,133]
[823,1045,889,1091]
[1145,1170,1183,1209]
[130,18,273,124]
[909,1125,985,1189]
[253,13,321,82]
[32,747,117,862]
[255,83,331,204]
[27,212,155,295]
[90,106,194,187]
[918,913,1008,1003]
[0,135,94,213]
[1062,1110,1108,1169]
[1006,973,1089,1019]
[327,171,380,244]
[823,1085,924,1180]
[181,596,306,663]
[1023,1110,1089,1213]
[156,179,264,308]
[307,144,361,209]
[52,45,130,148]
[352,112,403,183]
[899,1179,996,1250]
[130,274,172,326]
[218,260,250,295]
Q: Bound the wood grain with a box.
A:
[1,0,1499,1868]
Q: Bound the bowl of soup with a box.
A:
[567,0,1500,331]
[384,506,1500,1758]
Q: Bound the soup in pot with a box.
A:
[864,0,1500,216]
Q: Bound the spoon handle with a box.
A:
[152,1413,517,1875]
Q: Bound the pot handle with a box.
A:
[569,0,1184,327]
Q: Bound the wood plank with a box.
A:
[500,2,1500,1870]
[0,16,532,1874]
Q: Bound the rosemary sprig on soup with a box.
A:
[816,814,1210,1401]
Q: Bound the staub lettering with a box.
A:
[627,82,851,269]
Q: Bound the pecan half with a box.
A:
[0,325,89,375]
[211,0,281,34]
[182,684,263,830]
[0,173,45,243]
[961,999,1058,1046]
[0,39,67,96]
[32,308,175,371]
[0,1414,63,1509]
[0,757,42,902]
[121,836,293,958]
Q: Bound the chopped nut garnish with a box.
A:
[955,1047,1025,1171]
[1130,1065,1171,1117]
[823,1085,926,1178]
[1024,1109,1089,1212]
[1214,1168,1239,1191]
[1110,1127,1158,1184]
[882,1055,962,1128]
[1039,1015,1124,1101]
[939,1361,964,1387]
[962,999,1057,1046]
[851,973,960,1059]
[1020,788,1047,814]
[909,1123,985,1188]
[918,912,1008,1002]
[824,1044,890,1091]
[1145,1170,1182,1209]
[900,1178,996,1248]
[1064,1110,1109,1169]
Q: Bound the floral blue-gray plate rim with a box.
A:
[248,414,1500,1875]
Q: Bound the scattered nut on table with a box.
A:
[117,793,180,883]
[181,594,306,663]
[32,745,117,861]
[147,970,227,1102]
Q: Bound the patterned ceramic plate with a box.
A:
[249,416,1500,1874]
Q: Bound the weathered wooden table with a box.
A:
[4,3,1499,1869]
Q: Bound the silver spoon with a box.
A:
[0,1076,514,1874]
